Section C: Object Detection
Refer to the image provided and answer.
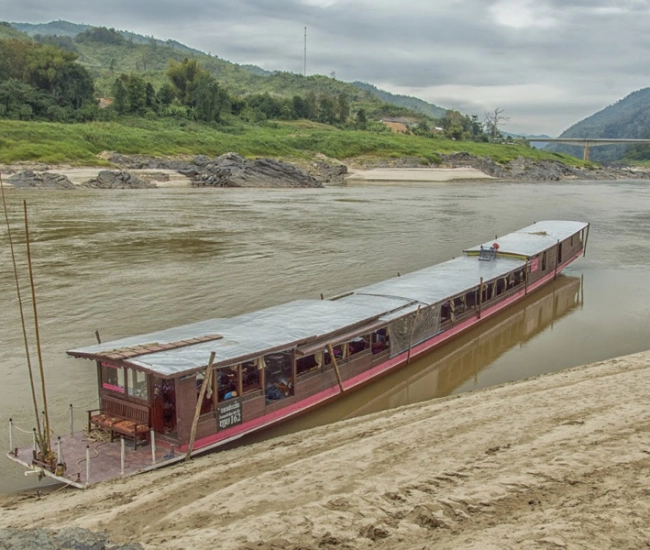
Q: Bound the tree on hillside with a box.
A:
[318,94,337,124]
[190,72,230,122]
[24,45,95,110]
[292,95,309,119]
[156,83,175,107]
[112,79,128,114]
[0,39,35,81]
[355,108,368,129]
[305,91,318,121]
[484,107,509,140]
[337,92,350,124]
[167,58,202,104]
[75,27,125,46]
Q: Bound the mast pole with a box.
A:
[304,27,307,77]
[23,200,51,455]
[0,175,43,449]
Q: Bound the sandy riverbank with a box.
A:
[345,167,491,184]
[2,350,649,549]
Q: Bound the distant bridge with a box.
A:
[527,138,650,161]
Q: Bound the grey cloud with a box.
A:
[5,0,650,134]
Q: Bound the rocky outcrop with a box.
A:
[81,171,156,189]
[101,152,324,188]
[6,171,76,189]
[0,527,143,549]
[440,152,650,181]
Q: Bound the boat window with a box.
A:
[127,369,148,400]
[241,361,260,395]
[482,282,495,302]
[297,354,320,375]
[101,362,125,394]
[513,269,524,286]
[265,352,293,402]
[453,296,465,314]
[465,290,477,309]
[542,251,547,271]
[209,366,240,406]
[324,345,344,365]
[348,336,369,357]
[372,329,389,354]
[441,302,451,322]
[496,278,506,295]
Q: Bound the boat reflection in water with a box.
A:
[245,274,583,442]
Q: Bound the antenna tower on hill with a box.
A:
[304,27,307,76]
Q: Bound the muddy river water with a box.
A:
[1,179,649,493]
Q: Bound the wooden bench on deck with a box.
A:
[88,396,151,449]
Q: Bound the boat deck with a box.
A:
[8,431,186,488]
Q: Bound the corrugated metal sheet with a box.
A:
[356,256,524,308]
[465,220,589,257]
[67,220,585,377]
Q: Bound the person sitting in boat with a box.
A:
[224,390,238,400]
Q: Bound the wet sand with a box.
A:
[2,350,649,549]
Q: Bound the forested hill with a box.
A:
[351,81,446,119]
[7,20,446,121]
[547,88,650,162]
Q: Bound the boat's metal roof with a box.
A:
[465,220,589,258]
[67,220,585,377]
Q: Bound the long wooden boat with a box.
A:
[7,220,589,488]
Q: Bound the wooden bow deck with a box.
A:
[9,432,187,489]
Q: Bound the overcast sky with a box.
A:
[5,0,650,135]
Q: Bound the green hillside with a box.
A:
[351,81,446,119]
[547,88,650,162]
[1,20,540,166]
[0,21,30,40]
[8,20,445,121]
[11,20,90,38]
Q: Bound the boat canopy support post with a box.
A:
[525,260,529,295]
[85,445,90,486]
[406,305,421,365]
[327,343,345,394]
[478,278,483,319]
[120,437,125,476]
[583,224,590,257]
[8,419,14,456]
[186,351,216,461]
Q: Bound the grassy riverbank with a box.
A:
[0,118,589,167]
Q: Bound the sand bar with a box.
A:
[346,167,492,184]
[1,349,649,548]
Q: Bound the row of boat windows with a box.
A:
[99,266,527,405]
[441,268,527,321]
